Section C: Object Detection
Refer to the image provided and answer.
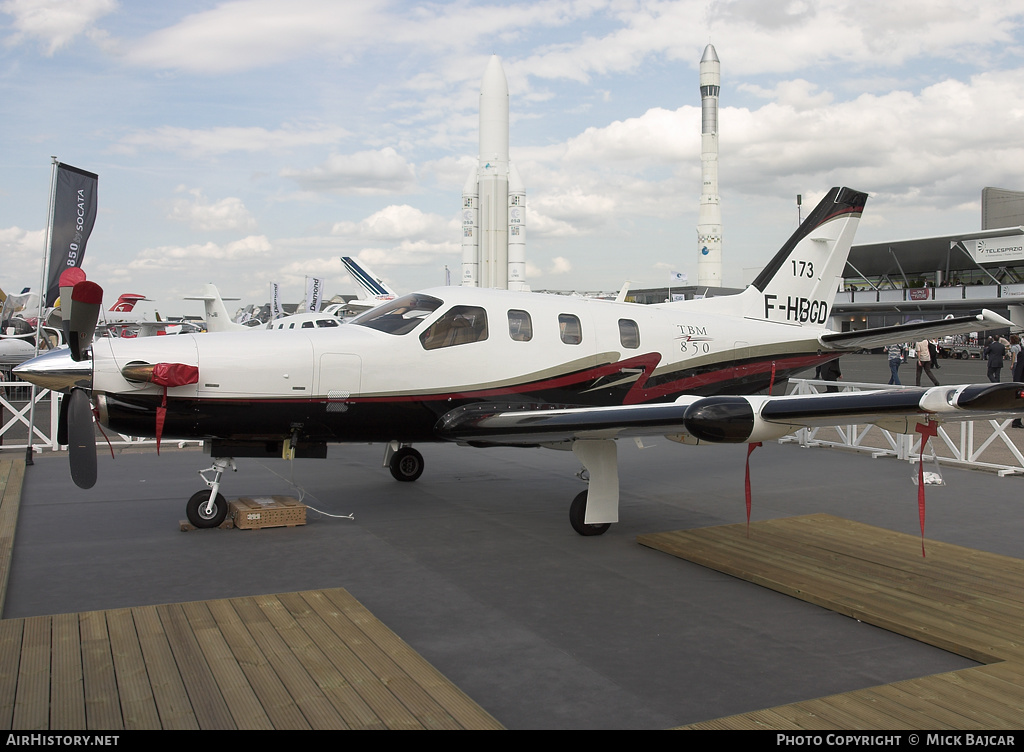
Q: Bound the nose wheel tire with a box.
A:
[186,490,228,528]
[569,490,611,536]
[389,447,424,482]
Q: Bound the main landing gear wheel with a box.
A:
[389,447,424,482]
[569,490,611,537]
[186,490,228,529]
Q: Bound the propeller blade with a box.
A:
[57,268,87,317]
[57,392,69,446]
[58,268,87,345]
[68,281,103,362]
[67,387,97,489]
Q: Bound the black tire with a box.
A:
[569,490,611,536]
[187,490,228,528]
[389,447,424,482]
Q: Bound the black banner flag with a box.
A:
[45,163,98,306]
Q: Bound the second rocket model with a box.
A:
[697,43,722,287]
[462,55,527,290]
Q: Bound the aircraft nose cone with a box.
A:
[12,347,92,391]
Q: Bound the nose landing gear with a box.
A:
[186,457,237,528]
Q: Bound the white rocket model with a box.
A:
[697,43,722,287]
[462,55,527,291]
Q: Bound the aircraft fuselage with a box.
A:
[92,286,831,448]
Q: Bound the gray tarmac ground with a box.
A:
[6,425,1024,729]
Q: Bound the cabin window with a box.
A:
[618,319,640,349]
[420,306,489,350]
[351,293,443,335]
[507,309,532,342]
[558,314,582,345]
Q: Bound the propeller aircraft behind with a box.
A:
[15,188,1024,533]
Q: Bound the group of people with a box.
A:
[885,339,941,386]
[885,335,1023,387]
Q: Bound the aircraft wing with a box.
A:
[819,309,1013,351]
[435,383,1024,447]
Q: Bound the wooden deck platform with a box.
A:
[0,587,503,730]
[638,514,1024,730]
[0,460,501,730]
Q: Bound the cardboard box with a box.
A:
[229,496,306,530]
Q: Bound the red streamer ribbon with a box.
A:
[768,361,777,396]
[92,406,115,460]
[156,389,167,455]
[745,442,762,536]
[914,421,938,557]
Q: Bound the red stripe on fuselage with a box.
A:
[156,351,835,407]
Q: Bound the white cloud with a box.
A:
[128,235,272,272]
[527,210,583,238]
[523,255,574,281]
[114,124,349,157]
[1,0,116,55]
[0,226,46,289]
[355,239,460,269]
[561,107,699,165]
[549,256,572,274]
[282,148,417,195]
[330,204,453,242]
[119,0,610,74]
[169,188,256,232]
[738,79,834,110]
[721,69,1024,202]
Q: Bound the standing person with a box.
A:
[820,358,841,393]
[915,339,940,386]
[1011,335,1023,428]
[886,342,905,385]
[928,340,941,369]
[984,336,1006,383]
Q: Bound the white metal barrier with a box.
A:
[5,377,1024,475]
[1,380,198,452]
[781,379,1024,476]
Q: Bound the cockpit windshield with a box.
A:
[350,293,444,335]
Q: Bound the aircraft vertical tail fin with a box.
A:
[341,256,398,302]
[109,294,148,313]
[743,187,867,326]
[183,284,247,332]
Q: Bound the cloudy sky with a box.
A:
[2,0,1024,315]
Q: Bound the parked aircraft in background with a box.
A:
[185,285,252,333]
[15,189,1024,534]
[187,284,346,332]
[341,256,398,311]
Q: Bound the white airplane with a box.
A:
[184,284,254,333]
[15,188,1024,533]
